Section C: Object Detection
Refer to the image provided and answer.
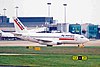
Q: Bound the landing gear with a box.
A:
[78,44,84,48]
[47,45,53,47]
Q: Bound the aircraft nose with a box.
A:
[86,38,89,42]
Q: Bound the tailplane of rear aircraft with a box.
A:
[13,17,28,33]
[0,30,4,34]
[0,30,3,33]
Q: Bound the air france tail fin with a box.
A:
[13,17,28,33]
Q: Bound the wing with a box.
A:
[35,38,62,45]
[35,39,52,42]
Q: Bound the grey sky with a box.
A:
[0,0,100,24]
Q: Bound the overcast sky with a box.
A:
[0,0,100,24]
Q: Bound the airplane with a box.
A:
[0,30,16,40]
[13,17,46,33]
[0,19,46,41]
[13,17,89,47]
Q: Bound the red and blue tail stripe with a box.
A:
[14,18,24,30]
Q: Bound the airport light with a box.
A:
[63,4,67,23]
[3,8,6,16]
[15,6,19,17]
[61,4,67,33]
[47,3,51,17]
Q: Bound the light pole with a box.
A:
[63,4,69,33]
[47,3,51,17]
[3,8,6,16]
[63,4,67,23]
[15,6,19,17]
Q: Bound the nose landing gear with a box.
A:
[78,44,84,48]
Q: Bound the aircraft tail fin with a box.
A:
[13,17,28,33]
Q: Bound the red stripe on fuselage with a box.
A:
[59,38,74,40]
[14,19,24,30]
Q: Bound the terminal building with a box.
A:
[57,23,69,33]
[81,23,98,39]
[0,16,9,23]
[0,16,53,27]
[0,16,14,27]
[69,24,81,34]
[47,23,69,33]
[18,17,53,27]
[97,25,100,39]
[0,16,53,32]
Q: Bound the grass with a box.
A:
[0,46,100,67]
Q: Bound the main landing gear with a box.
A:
[47,45,53,47]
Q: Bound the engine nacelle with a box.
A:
[56,42,62,45]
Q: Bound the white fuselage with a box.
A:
[17,32,89,44]
[0,32,15,37]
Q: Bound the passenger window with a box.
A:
[61,35,64,37]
